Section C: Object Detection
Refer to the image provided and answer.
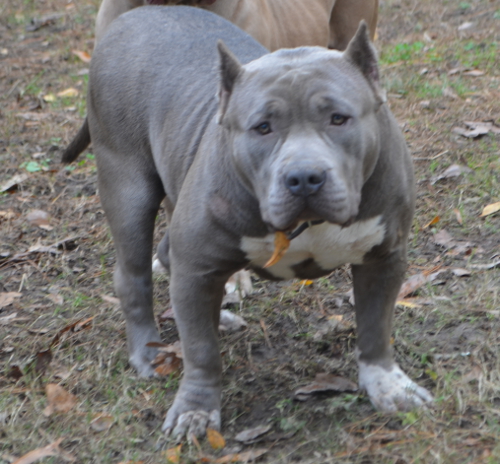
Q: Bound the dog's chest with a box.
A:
[241,216,386,280]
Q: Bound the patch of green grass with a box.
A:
[21,71,45,98]
[380,41,425,65]
[456,41,498,69]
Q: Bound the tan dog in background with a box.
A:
[95,0,378,50]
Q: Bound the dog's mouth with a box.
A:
[268,215,356,238]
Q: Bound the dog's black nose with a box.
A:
[284,169,326,197]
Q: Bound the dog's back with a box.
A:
[89,7,265,157]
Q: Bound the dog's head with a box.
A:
[217,23,385,232]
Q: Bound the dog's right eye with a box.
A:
[254,122,272,135]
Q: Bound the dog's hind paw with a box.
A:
[152,256,168,274]
[162,409,221,442]
[358,361,433,413]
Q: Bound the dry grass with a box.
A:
[1,0,500,462]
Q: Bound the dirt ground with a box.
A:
[1,0,500,462]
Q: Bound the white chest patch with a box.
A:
[241,215,386,280]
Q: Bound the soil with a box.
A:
[1,0,500,462]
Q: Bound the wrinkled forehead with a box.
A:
[235,47,373,111]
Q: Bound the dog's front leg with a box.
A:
[162,265,226,440]
[352,250,433,412]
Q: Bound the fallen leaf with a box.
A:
[163,444,182,463]
[454,208,463,225]
[431,164,472,184]
[396,300,421,309]
[26,210,52,230]
[9,365,23,380]
[294,372,357,399]
[0,209,16,220]
[43,93,56,102]
[149,342,183,376]
[0,312,18,325]
[300,280,314,286]
[12,438,75,464]
[50,316,94,348]
[90,414,114,432]
[462,363,483,383]
[458,21,474,31]
[234,425,272,443]
[72,50,91,63]
[469,260,500,271]
[101,294,120,306]
[398,268,444,299]
[74,316,94,331]
[0,292,22,309]
[463,69,485,77]
[45,293,64,305]
[147,340,183,358]
[423,215,440,228]
[433,229,455,248]
[263,231,290,268]
[452,268,471,277]
[43,384,77,416]
[452,121,500,138]
[207,428,226,450]
[480,202,500,217]
[212,448,268,463]
[0,173,29,193]
[35,349,53,374]
[57,87,79,98]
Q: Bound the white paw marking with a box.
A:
[358,361,433,412]
[152,257,167,274]
[219,309,247,332]
[224,270,253,297]
[241,215,385,279]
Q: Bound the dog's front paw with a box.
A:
[162,383,221,441]
[358,361,433,412]
[163,409,221,442]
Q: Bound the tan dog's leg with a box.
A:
[95,0,145,43]
[329,0,378,50]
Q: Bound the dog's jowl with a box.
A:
[63,6,433,440]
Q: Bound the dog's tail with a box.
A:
[61,117,91,164]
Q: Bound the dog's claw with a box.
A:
[359,361,433,412]
[163,410,221,442]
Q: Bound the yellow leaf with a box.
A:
[163,444,182,463]
[263,231,290,268]
[207,428,226,450]
[57,87,79,98]
[480,202,500,217]
[72,50,91,63]
[396,300,421,309]
[43,93,56,102]
[423,215,440,228]
[300,280,314,286]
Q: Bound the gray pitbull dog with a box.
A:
[63,6,433,439]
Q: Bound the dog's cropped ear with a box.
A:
[344,21,386,105]
[217,40,243,124]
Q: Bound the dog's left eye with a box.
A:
[330,114,349,126]
[254,122,272,135]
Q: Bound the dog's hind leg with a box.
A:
[96,146,165,377]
